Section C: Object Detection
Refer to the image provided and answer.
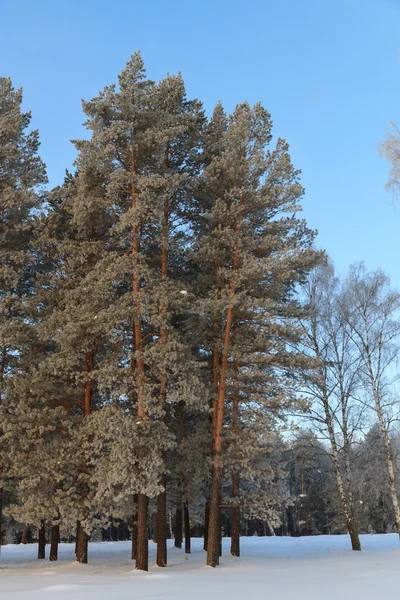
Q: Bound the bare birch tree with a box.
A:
[341,264,400,535]
[300,264,362,550]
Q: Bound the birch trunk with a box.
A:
[322,392,361,550]
[370,372,400,535]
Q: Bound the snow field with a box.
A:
[0,534,399,599]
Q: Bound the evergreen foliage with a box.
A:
[2,54,400,571]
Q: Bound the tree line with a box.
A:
[0,51,399,570]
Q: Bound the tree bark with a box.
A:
[21,526,29,545]
[0,483,3,547]
[324,395,361,551]
[131,497,138,560]
[76,521,88,564]
[207,462,222,566]
[230,366,240,557]
[76,349,95,564]
[152,512,158,543]
[371,377,400,535]
[156,474,167,566]
[184,502,191,554]
[135,493,148,571]
[131,152,149,571]
[49,523,59,561]
[156,184,170,567]
[38,521,46,559]
[207,198,243,567]
[231,476,240,556]
[174,505,183,549]
[203,501,210,551]
[310,324,361,552]
[0,345,6,550]
[75,520,80,555]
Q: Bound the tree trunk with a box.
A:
[174,505,183,549]
[231,478,240,556]
[38,521,46,559]
[370,373,400,536]
[76,349,95,564]
[231,367,240,557]
[207,463,222,566]
[156,191,169,567]
[324,396,361,551]
[207,202,243,567]
[312,324,361,553]
[76,521,88,564]
[0,347,5,549]
[21,526,29,545]
[131,153,149,571]
[156,474,167,566]
[135,493,148,571]
[203,501,210,551]
[49,523,59,561]
[218,508,222,557]
[0,484,3,547]
[131,498,138,560]
[75,521,80,555]
[184,502,191,554]
[152,512,158,543]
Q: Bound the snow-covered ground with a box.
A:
[0,534,399,599]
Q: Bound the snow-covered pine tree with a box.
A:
[71,52,207,570]
[194,101,322,567]
[145,72,204,567]
[0,77,47,546]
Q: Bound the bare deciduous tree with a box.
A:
[341,264,400,536]
[300,264,362,550]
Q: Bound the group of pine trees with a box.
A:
[1,51,400,570]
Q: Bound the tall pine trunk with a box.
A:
[21,526,30,545]
[0,483,3,547]
[76,522,88,564]
[136,494,148,571]
[207,201,243,567]
[231,475,240,556]
[174,505,183,548]
[38,521,46,559]
[152,512,158,543]
[203,501,210,551]
[184,502,191,554]
[131,496,138,560]
[49,523,59,561]
[76,349,95,564]
[131,153,149,571]
[0,346,6,550]
[156,473,167,566]
[156,193,169,567]
[230,367,240,557]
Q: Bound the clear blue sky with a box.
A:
[1,0,399,286]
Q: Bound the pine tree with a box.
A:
[194,101,322,567]
[71,52,206,569]
[0,77,47,546]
